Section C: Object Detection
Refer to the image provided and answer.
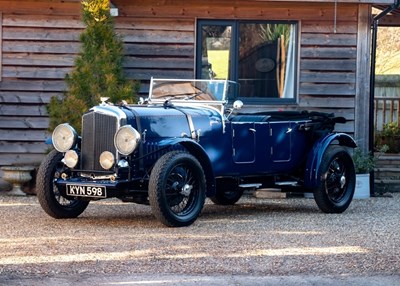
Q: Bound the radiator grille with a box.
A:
[81,111,118,171]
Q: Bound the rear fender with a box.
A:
[304,133,357,189]
[158,138,216,197]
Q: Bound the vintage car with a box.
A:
[37,78,357,227]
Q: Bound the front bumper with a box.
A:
[55,177,135,199]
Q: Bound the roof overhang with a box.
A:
[252,0,394,2]
[373,2,400,26]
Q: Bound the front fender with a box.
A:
[158,138,216,197]
[304,133,357,189]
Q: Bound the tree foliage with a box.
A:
[376,27,400,75]
[47,0,138,132]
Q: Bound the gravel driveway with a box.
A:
[0,193,399,285]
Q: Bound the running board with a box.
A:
[239,183,262,189]
[275,181,300,187]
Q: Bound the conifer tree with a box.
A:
[47,0,137,132]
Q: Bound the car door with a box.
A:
[269,121,292,162]
[232,123,256,163]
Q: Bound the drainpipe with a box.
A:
[369,0,400,196]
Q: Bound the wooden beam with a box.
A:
[2,41,81,54]
[299,96,355,108]
[0,79,66,92]
[355,4,372,151]
[2,14,83,28]
[119,1,359,21]
[2,27,80,41]
[376,15,400,26]
[301,47,357,59]
[300,71,355,84]
[301,59,357,71]
[301,33,357,46]
[0,117,49,129]
[124,43,194,57]
[299,83,356,96]
[0,142,48,154]
[0,92,61,104]
[0,1,80,15]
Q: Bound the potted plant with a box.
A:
[352,148,374,199]
[375,122,400,153]
[352,146,388,199]
[353,148,375,173]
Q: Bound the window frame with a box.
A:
[196,19,299,105]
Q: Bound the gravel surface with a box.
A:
[0,193,399,283]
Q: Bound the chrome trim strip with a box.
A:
[80,173,116,180]
[186,113,197,140]
[91,106,127,126]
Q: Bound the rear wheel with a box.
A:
[149,151,206,227]
[211,179,243,205]
[313,146,355,213]
[36,149,89,218]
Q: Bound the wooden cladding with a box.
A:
[0,3,80,166]
[299,14,358,135]
[119,17,195,87]
[117,0,358,21]
[0,0,370,167]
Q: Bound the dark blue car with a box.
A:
[37,78,357,227]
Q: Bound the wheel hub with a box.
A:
[340,175,346,189]
[180,184,193,196]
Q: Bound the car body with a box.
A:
[37,78,357,227]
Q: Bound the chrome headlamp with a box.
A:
[114,125,141,156]
[64,150,79,168]
[52,124,78,153]
[99,151,115,170]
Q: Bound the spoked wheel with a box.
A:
[36,149,89,218]
[149,151,206,227]
[314,146,356,213]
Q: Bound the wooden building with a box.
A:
[0,0,397,174]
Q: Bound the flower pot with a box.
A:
[355,173,370,199]
[1,166,34,196]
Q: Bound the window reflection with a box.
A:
[198,21,297,100]
[201,25,232,80]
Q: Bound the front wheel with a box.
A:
[149,151,206,227]
[313,146,356,213]
[36,149,89,218]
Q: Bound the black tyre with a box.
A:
[313,146,355,213]
[36,149,89,218]
[210,179,243,205]
[149,151,206,227]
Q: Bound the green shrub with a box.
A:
[47,0,138,132]
[375,122,400,153]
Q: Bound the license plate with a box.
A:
[66,184,107,198]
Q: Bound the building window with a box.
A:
[196,20,298,103]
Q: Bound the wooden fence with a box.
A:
[375,97,400,130]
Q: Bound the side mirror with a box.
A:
[233,100,243,110]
